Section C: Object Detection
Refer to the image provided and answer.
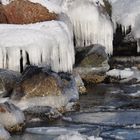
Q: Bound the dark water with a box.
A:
[11,84,140,140]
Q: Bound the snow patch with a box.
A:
[106,68,134,79]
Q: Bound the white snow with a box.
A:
[106,68,134,79]
[0,21,74,72]
[111,0,140,52]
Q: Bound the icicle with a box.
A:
[63,0,113,55]
[0,21,74,73]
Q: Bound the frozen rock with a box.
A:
[59,0,113,55]
[0,102,25,133]
[11,66,79,119]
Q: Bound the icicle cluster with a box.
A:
[56,0,113,55]
[111,0,140,52]
[0,21,75,72]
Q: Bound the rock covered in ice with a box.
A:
[55,0,113,55]
[0,0,58,24]
[0,124,10,140]
[0,20,74,73]
[11,66,79,116]
[0,102,25,133]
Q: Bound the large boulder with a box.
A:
[0,0,57,24]
[11,66,79,120]
[0,102,25,133]
[75,45,110,84]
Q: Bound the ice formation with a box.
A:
[111,0,140,52]
[0,21,74,72]
[52,0,113,55]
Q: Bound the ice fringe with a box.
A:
[0,21,75,73]
[51,0,114,55]
[111,0,140,52]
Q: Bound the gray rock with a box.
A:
[0,69,21,97]
[11,66,79,119]
[75,45,110,84]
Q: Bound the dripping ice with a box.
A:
[111,0,140,52]
[0,21,75,73]
[53,0,114,55]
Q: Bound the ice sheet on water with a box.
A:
[101,128,140,140]
[65,111,140,127]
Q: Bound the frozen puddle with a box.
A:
[65,111,140,127]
